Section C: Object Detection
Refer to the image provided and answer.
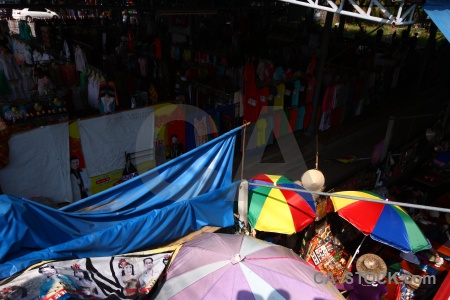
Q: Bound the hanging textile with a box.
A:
[78,107,154,177]
[98,81,119,106]
[194,115,208,147]
[61,62,78,86]
[243,61,259,123]
[74,45,87,72]
[0,117,11,169]
[0,123,72,202]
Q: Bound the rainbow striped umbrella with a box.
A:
[248,174,316,235]
[330,191,430,253]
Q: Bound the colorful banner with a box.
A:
[69,107,155,194]
[0,123,72,204]
[0,250,173,299]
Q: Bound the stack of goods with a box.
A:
[305,225,351,283]
[395,269,421,300]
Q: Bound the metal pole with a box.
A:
[247,182,450,214]
[347,235,368,268]
[240,122,250,181]
[381,116,396,163]
[315,134,319,170]
[238,180,249,228]
[307,11,334,135]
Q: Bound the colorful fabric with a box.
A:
[248,174,316,234]
[330,191,430,252]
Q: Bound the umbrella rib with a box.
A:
[243,258,341,299]
[199,265,236,300]
[183,245,231,260]
[246,256,305,263]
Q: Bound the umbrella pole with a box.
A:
[347,235,368,267]
[238,179,249,230]
[240,121,250,181]
[315,134,319,170]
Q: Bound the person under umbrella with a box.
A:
[336,253,388,300]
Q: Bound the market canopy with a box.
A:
[330,191,431,253]
[423,0,450,43]
[0,126,242,280]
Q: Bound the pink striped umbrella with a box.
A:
[155,233,344,300]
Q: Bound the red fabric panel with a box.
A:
[154,38,162,59]
[433,271,450,300]
[337,201,385,235]
[289,108,298,133]
[303,103,313,129]
[281,189,316,232]
[273,111,282,138]
[330,107,342,127]
[166,108,186,146]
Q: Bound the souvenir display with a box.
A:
[306,225,350,283]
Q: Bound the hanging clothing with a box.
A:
[154,38,162,59]
[194,116,208,147]
[288,108,298,133]
[322,85,336,112]
[319,110,331,131]
[284,82,294,108]
[87,74,100,109]
[79,69,87,94]
[243,61,259,123]
[74,46,87,72]
[61,63,78,86]
[256,118,267,147]
[71,85,85,111]
[0,53,22,82]
[303,103,313,129]
[0,116,11,169]
[0,70,12,97]
[98,81,119,106]
[37,76,54,96]
[63,40,71,60]
[305,76,316,104]
[291,80,301,107]
[99,95,115,114]
[274,83,285,109]
[295,106,306,131]
[23,23,32,41]
[138,57,148,77]
[234,89,244,118]
[20,65,34,92]
[49,63,63,88]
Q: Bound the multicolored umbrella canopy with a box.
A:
[248,174,316,234]
[330,191,431,253]
[155,233,344,300]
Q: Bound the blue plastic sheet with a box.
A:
[424,0,450,43]
[0,127,242,280]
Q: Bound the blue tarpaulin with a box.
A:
[424,0,450,43]
[0,127,242,280]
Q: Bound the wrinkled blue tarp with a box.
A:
[0,127,241,280]
[424,0,450,43]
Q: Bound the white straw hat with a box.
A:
[356,253,387,281]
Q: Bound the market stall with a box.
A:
[305,225,352,283]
